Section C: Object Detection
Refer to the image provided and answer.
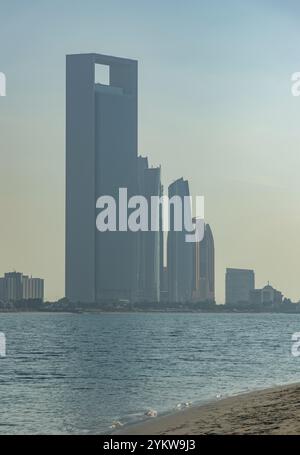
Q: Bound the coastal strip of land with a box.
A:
[119,384,300,435]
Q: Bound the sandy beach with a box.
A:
[120,384,300,435]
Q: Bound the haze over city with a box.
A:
[1,0,300,301]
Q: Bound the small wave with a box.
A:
[145,409,157,417]
[176,401,192,409]
[109,420,124,430]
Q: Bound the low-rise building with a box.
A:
[249,283,283,305]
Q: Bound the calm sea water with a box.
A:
[0,312,300,434]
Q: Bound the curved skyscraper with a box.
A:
[192,223,215,302]
[167,178,193,303]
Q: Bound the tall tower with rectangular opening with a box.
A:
[66,53,138,303]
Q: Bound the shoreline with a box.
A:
[118,383,300,435]
[1,310,300,314]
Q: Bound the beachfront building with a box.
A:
[22,276,44,300]
[137,156,162,302]
[66,53,138,303]
[0,272,44,302]
[3,272,23,301]
[225,268,255,304]
[249,283,283,305]
[192,224,215,302]
[167,178,193,303]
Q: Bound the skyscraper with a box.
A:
[192,223,215,302]
[225,268,255,304]
[167,178,193,303]
[137,156,162,302]
[66,53,138,303]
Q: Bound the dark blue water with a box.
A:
[0,312,300,434]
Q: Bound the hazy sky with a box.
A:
[1,0,300,302]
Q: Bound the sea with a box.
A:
[0,312,300,434]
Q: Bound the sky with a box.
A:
[1,0,300,302]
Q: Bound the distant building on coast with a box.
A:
[0,272,44,302]
[66,53,138,304]
[137,156,162,302]
[225,268,255,304]
[1,272,23,301]
[249,283,283,305]
[167,178,193,303]
[192,224,215,302]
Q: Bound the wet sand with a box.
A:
[120,384,300,435]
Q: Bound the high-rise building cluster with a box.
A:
[0,272,44,302]
[66,53,215,304]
